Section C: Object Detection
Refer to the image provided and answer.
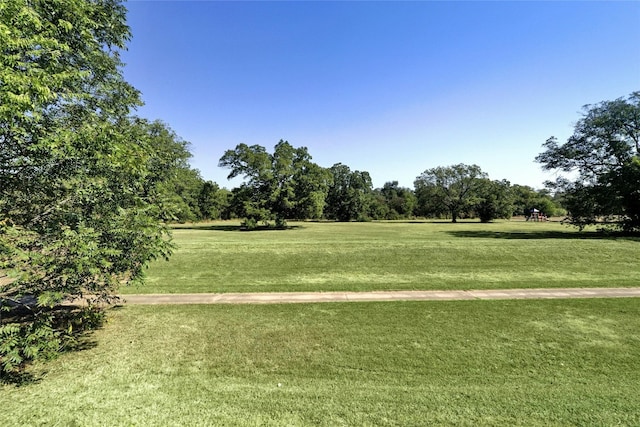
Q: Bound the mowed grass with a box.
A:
[123,220,640,294]
[2,299,639,426]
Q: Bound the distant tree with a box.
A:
[549,191,568,218]
[414,164,487,222]
[227,184,270,227]
[511,185,538,216]
[533,189,564,218]
[198,181,231,221]
[219,141,327,226]
[379,181,417,220]
[164,167,204,222]
[473,179,514,223]
[219,143,276,226]
[270,141,298,223]
[129,121,234,224]
[141,121,205,222]
[324,164,373,221]
[536,92,640,232]
[291,162,332,220]
[511,185,561,218]
[413,183,445,219]
[368,192,391,220]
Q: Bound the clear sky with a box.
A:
[121,1,640,190]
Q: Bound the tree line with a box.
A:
[166,141,565,227]
[176,90,640,231]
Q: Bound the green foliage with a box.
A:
[510,185,563,217]
[219,144,276,224]
[367,192,391,220]
[0,0,184,376]
[324,163,373,221]
[474,179,514,222]
[198,181,231,221]
[142,120,203,222]
[291,162,332,220]
[371,181,417,220]
[0,317,59,374]
[414,164,487,222]
[537,92,640,232]
[219,140,329,225]
[240,217,258,231]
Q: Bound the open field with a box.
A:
[2,299,638,426]
[123,220,640,294]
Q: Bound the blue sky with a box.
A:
[121,1,640,190]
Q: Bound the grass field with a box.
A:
[3,221,639,425]
[123,220,640,294]
[2,299,639,426]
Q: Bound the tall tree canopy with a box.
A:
[414,164,487,222]
[536,92,640,232]
[324,163,373,222]
[473,179,514,223]
[379,181,417,220]
[510,185,562,218]
[0,0,183,376]
[219,141,329,226]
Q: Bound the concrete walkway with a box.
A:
[117,287,640,305]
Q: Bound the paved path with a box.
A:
[117,287,640,305]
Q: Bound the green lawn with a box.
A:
[2,299,638,426]
[123,220,640,294]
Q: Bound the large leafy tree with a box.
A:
[536,92,640,232]
[510,185,562,218]
[198,181,232,221]
[414,164,487,222]
[158,167,204,222]
[290,161,332,220]
[379,181,417,219]
[0,0,180,376]
[140,124,229,223]
[219,141,327,226]
[219,143,274,225]
[140,120,204,223]
[473,179,514,223]
[368,181,417,220]
[324,163,373,222]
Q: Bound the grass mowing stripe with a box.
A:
[126,220,640,294]
[2,298,638,426]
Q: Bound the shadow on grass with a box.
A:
[171,224,304,232]
[0,370,41,387]
[381,220,542,225]
[446,230,640,241]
